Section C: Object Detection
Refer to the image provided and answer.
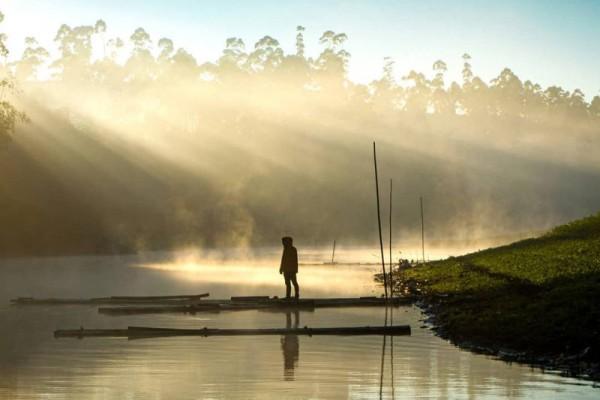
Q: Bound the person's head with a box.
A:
[282,236,293,247]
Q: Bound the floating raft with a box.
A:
[10,293,210,306]
[54,324,411,338]
[99,296,413,315]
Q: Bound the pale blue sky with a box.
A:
[2,0,600,97]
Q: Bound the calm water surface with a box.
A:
[0,250,597,399]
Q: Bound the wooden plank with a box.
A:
[98,304,221,315]
[110,293,209,300]
[13,296,414,311]
[97,297,413,316]
[10,294,209,306]
[230,296,270,302]
[54,325,411,338]
[10,297,111,305]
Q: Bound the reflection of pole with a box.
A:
[331,240,336,264]
[389,179,393,297]
[420,196,425,263]
[390,307,395,400]
[379,306,389,399]
[373,142,388,299]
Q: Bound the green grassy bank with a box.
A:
[394,213,600,379]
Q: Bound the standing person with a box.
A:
[279,236,299,299]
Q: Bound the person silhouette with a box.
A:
[279,236,299,299]
[281,309,299,380]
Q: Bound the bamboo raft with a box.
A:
[10,293,210,306]
[98,296,414,315]
[54,325,411,338]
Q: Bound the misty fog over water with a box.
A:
[1,15,599,258]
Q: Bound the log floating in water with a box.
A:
[99,304,222,315]
[99,300,317,315]
[98,297,413,316]
[54,325,411,338]
[229,296,270,302]
[110,293,209,301]
[10,293,210,306]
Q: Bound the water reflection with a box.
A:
[0,254,598,399]
[281,310,300,380]
[380,306,397,400]
[390,308,396,400]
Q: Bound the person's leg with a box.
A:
[291,273,299,298]
[284,273,291,298]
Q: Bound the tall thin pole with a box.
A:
[373,142,388,299]
[420,196,425,263]
[389,179,393,298]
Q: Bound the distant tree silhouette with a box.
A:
[0,11,8,59]
[4,15,596,126]
[0,11,28,140]
[295,26,305,57]
[15,37,49,81]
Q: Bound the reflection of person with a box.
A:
[279,236,299,299]
[281,310,299,380]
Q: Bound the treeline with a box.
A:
[1,13,599,256]
[1,19,600,126]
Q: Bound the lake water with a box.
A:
[0,250,598,399]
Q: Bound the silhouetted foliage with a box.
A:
[0,13,28,140]
[3,15,596,125]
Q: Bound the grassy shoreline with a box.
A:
[391,213,600,381]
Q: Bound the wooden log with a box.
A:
[99,304,221,315]
[11,297,111,305]
[54,325,411,338]
[110,293,209,300]
[10,294,209,306]
[97,297,413,316]
[55,328,129,337]
[230,296,270,302]
[99,300,317,315]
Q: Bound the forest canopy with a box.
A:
[1,13,599,256]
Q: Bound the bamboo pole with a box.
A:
[373,142,388,299]
[389,179,393,297]
[420,196,425,263]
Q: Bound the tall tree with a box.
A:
[461,53,473,84]
[15,37,49,81]
[431,60,450,114]
[0,11,7,59]
[295,25,305,57]
[248,36,283,73]
[590,96,600,119]
[218,37,247,80]
[315,30,350,90]
[126,27,156,82]
[0,11,28,141]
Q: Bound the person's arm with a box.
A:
[279,251,284,274]
[293,247,298,273]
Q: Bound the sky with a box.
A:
[2,0,600,97]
